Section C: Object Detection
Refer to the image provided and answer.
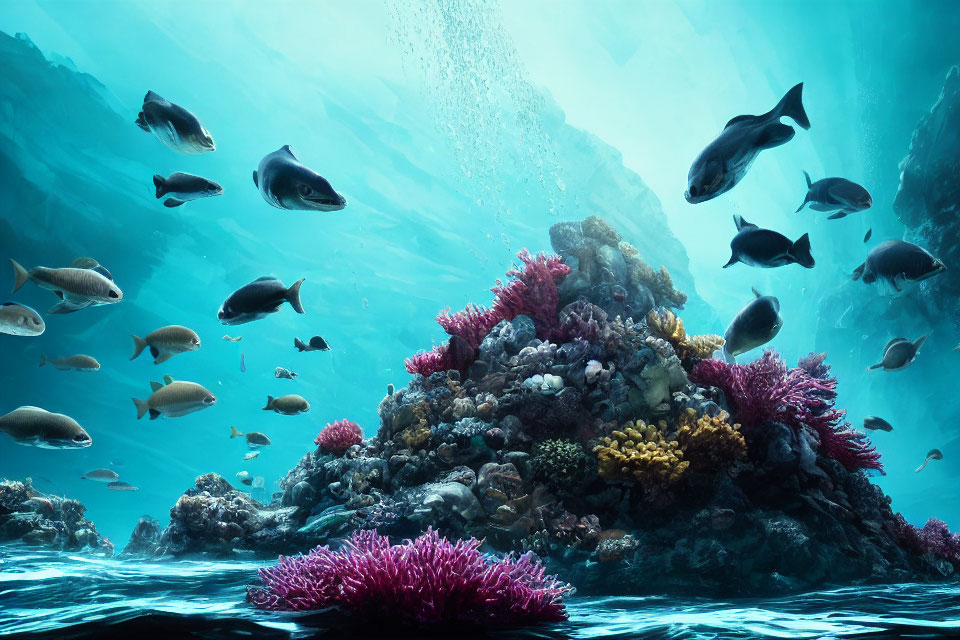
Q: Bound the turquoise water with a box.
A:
[2,0,960,634]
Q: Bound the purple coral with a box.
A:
[314,419,363,455]
[691,350,883,473]
[891,514,960,564]
[406,250,571,376]
[247,528,572,626]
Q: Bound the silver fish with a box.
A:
[131,325,201,364]
[10,259,122,314]
[133,377,216,419]
[0,302,44,336]
[0,406,92,449]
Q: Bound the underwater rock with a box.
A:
[121,516,161,556]
[0,479,112,554]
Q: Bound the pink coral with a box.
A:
[691,350,883,473]
[247,528,572,626]
[314,419,363,455]
[891,515,960,564]
[405,250,571,376]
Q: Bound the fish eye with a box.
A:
[32,318,41,325]
[299,184,313,197]
[688,185,698,197]
[108,290,119,299]
[204,395,216,403]
[73,433,89,442]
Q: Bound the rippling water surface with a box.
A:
[3,546,959,639]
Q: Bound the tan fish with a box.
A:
[0,406,92,449]
[915,448,943,473]
[82,468,120,482]
[107,481,139,491]
[243,451,260,461]
[0,302,44,336]
[131,325,201,364]
[40,354,100,371]
[133,377,216,419]
[10,259,122,314]
[262,394,310,415]
[230,426,271,448]
[222,335,242,342]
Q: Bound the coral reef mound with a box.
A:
[0,479,112,554]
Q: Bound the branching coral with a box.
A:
[314,419,364,455]
[247,528,573,625]
[690,350,883,473]
[891,514,960,564]
[646,308,724,361]
[531,439,591,494]
[594,420,689,490]
[676,409,746,473]
[406,250,571,376]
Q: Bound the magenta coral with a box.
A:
[690,350,883,473]
[314,419,363,455]
[891,514,960,564]
[247,528,572,626]
[405,250,571,376]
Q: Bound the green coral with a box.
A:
[531,439,591,495]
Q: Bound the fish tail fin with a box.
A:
[10,259,29,294]
[915,460,929,473]
[294,338,306,352]
[774,82,810,129]
[722,346,737,364]
[867,363,883,371]
[789,233,815,268]
[39,354,47,367]
[286,278,305,314]
[133,397,149,420]
[230,426,243,438]
[803,170,812,188]
[130,335,147,360]
[262,396,274,410]
[153,174,166,198]
[722,255,738,269]
[852,263,865,281]
[135,112,149,132]
[914,333,930,351]
[291,371,298,378]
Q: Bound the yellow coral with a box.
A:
[594,420,689,490]
[646,309,724,360]
[401,423,431,451]
[676,408,746,472]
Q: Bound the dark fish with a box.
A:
[795,171,872,219]
[867,335,928,372]
[294,336,330,352]
[863,416,893,432]
[253,145,345,211]
[241,352,246,373]
[153,172,223,208]
[852,240,945,292]
[263,394,310,415]
[724,214,814,269]
[864,228,872,243]
[237,471,254,486]
[722,288,783,363]
[135,91,215,154]
[916,448,943,473]
[218,276,306,325]
[686,83,810,204]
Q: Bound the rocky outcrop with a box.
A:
[0,479,112,554]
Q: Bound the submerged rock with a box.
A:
[0,479,112,554]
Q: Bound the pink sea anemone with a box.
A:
[314,419,363,455]
[247,528,572,626]
[691,350,883,473]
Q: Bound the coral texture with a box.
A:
[247,528,572,625]
[594,420,689,491]
[314,419,364,455]
[690,350,883,473]
[676,408,746,473]
[646,308,724,363]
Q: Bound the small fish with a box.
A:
[218,276,305,325]
[916,448,943,473]
[40,354,100,371]
[107,481,139,491]
[241,353,246,373]
[82,468,120,482]
[795,171,872,219]
[864,228,872,243]
[243,451,260,461]
[0,302,44,336]
[275,367,298,380]
[0,406,91,449]
[253,145,345,211]
[133,378,216,419]
[294,336,330,352]
[10,259,122,314]
[686,83,810,204]
[230,426,271,448]
[135,91,215,154]
[722,288,783,363]
[131,325,201,365]
[853,240,946,293]
[262,394,310,415]
[152,172,223,207]
[236,470,253,486]
[222,335,242,342]
[863,416,893,432]
[867,335,928,372]
[724,214,814,269]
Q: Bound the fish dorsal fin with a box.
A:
[71,257,97,269]
[280,144,298,160]
[724,114,757,129]
[163,375,174,385]
[884,337,908,352]
[144,90,163,103]
[1,301,15,306]
[254,276,279,282]
[252,170,258,188]
[15,406,47,412]
[733,214,754,231]
[751,287,762,298]
[150,381,163,392]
